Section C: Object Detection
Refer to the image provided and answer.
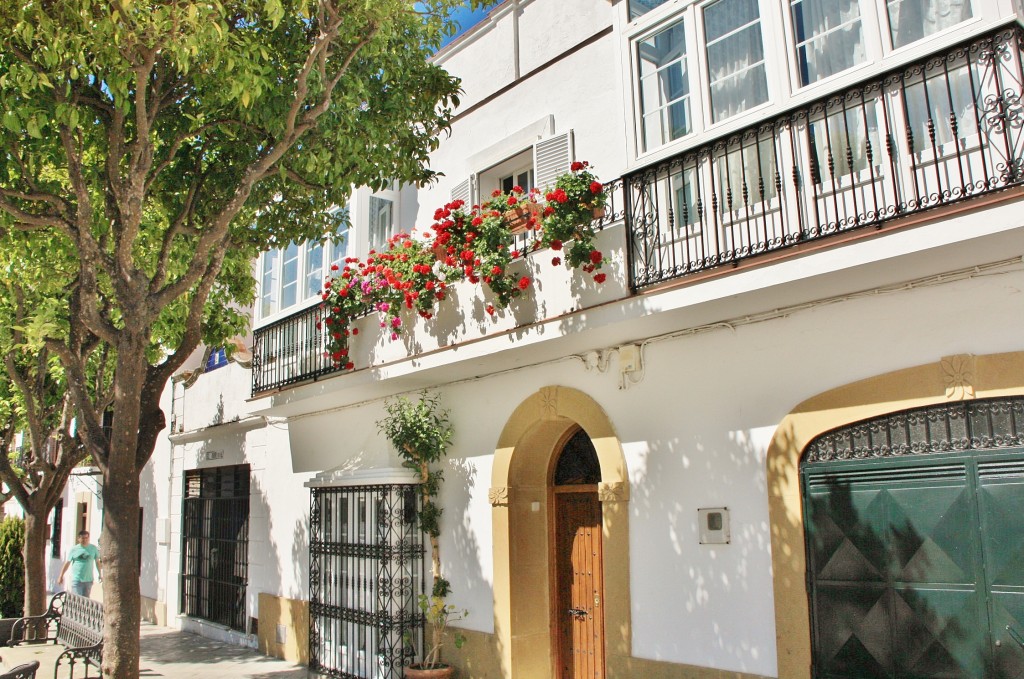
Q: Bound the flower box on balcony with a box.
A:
[504,202,543,234]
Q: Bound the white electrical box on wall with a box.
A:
[698,507,730,544]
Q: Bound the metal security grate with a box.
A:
[309,484,423,679]
[180,465,250,632]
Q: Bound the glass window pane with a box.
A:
[637,19,691,150]
[368,196,395,250]
[704,0,768,122]
[259,250,278,318]
[629,0,672,19]
[791,0,865,85]
[281,241,299,309]
[328,207,350,270]
[305,241,324,299]
[704,0,760,42]
[887,0,972,49]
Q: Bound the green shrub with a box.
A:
[0,516,25,617]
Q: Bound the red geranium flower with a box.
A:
[590,181,603,194]
[551,239,563,250]
[589,250,603,265]
[518,276,530,290]
[552,257,561,266]
[594,273,607,284]
[571,161,585,172]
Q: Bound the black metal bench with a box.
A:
[5,593,63,646]
[7,593,103,678]
[0,661,39,679]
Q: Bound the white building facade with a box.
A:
[134,1,1024,678]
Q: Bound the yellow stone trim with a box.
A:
[491,386,631,678]
[257,592,309,665]
[767,351,1024,679]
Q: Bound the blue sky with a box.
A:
[439,1,504,49]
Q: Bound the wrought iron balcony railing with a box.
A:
[626,25,1024,290]
[251,179,624,395]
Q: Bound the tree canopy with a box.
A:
[0,2,477,676]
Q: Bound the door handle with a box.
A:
[568,608,587,618]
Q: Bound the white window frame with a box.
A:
[701,0,772,124]
[255,210,351,325]
[621,0,997,168]
[366,185,399,253]
[786,0,871,88]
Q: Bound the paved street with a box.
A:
[1,623,317,678]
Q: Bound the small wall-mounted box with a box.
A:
[698,507,730,545]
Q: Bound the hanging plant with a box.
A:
[538,160,608,282]
[322,162,610,369]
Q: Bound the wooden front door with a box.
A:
[554,489,605,679]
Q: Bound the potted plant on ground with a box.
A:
[378,392,465,679]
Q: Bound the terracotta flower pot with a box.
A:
[504,202,543,234]
[591,205,606,220]
[431,243,449,262]
[404,664,455,679]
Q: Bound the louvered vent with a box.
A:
[978,459,1024,479]
[450,178,471,205]
[534,131,574,191]
[806,463,967,487]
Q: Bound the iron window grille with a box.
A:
[309,484,423,679]
[180,464,250,633]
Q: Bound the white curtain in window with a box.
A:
[791,0,866,85]
[705,0,769,122]
[809,104,881,181]
[887,0,972,49]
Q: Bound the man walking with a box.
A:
[58,531,102,597]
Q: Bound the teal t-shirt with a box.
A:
[67,544,100,582]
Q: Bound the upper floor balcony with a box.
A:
[251,24,1024,397]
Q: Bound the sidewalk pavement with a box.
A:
[1,623,319,678]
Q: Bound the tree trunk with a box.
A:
[100,335,148,679]
[101,463,141,678]
[22,512,48,617]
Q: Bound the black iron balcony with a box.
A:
[626,25,1024,291]
[251,302,338,395]
[251,179,624,395]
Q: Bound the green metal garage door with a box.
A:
[802,397,1024,678]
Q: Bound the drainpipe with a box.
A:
[512,0,521,80]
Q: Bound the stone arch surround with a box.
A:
[766,351,1024,679]
[489,386,631,678]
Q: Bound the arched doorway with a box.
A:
[766,351,1024,679]
[551,428,605,679]
[489,386,630,679]
[801,396,1024,678]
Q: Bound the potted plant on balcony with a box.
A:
[378,392,465,679]
[538,161,609,282]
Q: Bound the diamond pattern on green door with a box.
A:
[978,461,1024,679]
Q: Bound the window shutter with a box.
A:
[451,177,472,205]
[533,131,574,191]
